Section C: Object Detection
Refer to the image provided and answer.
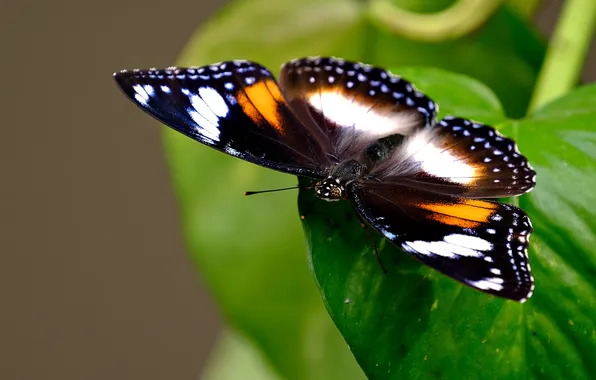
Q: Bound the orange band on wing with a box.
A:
[237,79,285,134]
[418,200,497,228]
[428,214,481,228]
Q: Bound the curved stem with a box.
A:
[528,0,596,114]
[368,0,505,42]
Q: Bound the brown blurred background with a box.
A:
[0,0,594,379]
[0,0,225,379]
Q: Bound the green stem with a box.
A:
[528,0,596,114]
[368,0,505,42]
[507,0,542,19]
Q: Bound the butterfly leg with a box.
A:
[358,218,387,274]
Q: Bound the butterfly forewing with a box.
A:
[368,116,537,198]
[279,57,438,162]
[114,61,329,177]
[350,183,534,301]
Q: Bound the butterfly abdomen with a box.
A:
[364,134,406,169]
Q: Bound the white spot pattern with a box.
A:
[132,84,150,106]
[468,279,504,292]
[405,234,492,259]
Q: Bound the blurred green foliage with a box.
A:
[156,0,596,379]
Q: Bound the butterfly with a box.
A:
[114,57,536,302]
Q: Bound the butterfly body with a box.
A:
[315,133,411,202]
[114,57,536,302]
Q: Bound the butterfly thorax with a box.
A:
[315,134,406,202]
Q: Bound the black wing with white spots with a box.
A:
[114,61,331,177]
[366,116,537,198]
[350,183,534,302]
[279,57,437,162]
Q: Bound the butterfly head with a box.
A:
[315,176,346,202]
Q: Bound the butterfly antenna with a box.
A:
[244,185,301,196]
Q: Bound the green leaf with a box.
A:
[396,67,506,124]
[163,0,543,377]
[500,84,596,379]
[302,67,596,379]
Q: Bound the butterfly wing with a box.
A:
[350,183,534,302]
[114,61,330,178]
[279,57,437,163]
[368,116,536,198]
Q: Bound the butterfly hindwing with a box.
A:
[368,116,537,198]
[279,57,437,162]
[114,61,329,177]
[350,184,534,301]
